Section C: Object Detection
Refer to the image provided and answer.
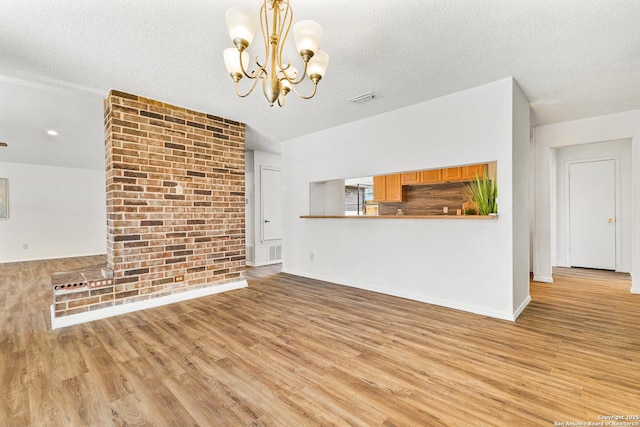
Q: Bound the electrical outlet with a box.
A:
[175,275,184,282]
[310,253,315,261]
[443,206,448,214]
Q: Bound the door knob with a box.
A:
[264,220,271,223]
[607,218,615,223]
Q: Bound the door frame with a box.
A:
[260,166,282,243]
[550,156,557,267]
[563,155,622,271]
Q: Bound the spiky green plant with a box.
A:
[464,168,497,215]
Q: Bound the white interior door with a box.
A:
[569,160,615,269]
[261,167,282,241]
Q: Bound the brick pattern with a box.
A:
[52,264,115,316]
[53,90,245,317]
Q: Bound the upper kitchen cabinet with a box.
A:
[401,171,421,185]
[373,174,406,202]
[373,175,387,202]
[422,163,487,184]
[442,167,463,182]
[420,169,443,184]
[385,174,405,202]
[373,162,491,203]
[462,164,486,181]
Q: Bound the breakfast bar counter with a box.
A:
[300,215,498,220]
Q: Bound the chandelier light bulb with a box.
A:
[293,20,323,56]
[307,50,329,80]
[226,7,257,48]
[223,48,249,77]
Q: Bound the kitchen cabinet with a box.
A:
[420,169,442,184]
[374,163,489,202]
[373,174,406,202]
[462,164,486,181]
[373,175,386,202]
[401,171,421,185]
[385,174,405,202]
[442,167,463,182]
[422,164,487,183]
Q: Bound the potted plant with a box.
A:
[464,168,497,215]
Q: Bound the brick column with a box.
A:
[103,90,245,306]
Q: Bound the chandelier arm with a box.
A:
[281,60,310,86]
[277,1,292,67]
[234,77,262,98]
[239,51,265,80]
[260,1,269,64]
[291,82,318,100]
[279,0,293,35]
[279,62,292,73]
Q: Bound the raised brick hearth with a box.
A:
[52,90,246,323]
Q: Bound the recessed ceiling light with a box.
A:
[47,130,58,136]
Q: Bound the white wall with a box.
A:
[309,180,345,215]
[282,78,530,320]
[512,81,532,313]
[245,150,282,266]
[0,162,106,262]
[553,139,632,272]
[533,110,640,292]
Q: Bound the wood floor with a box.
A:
[1,256,638,426]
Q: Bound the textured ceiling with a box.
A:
[1,0,639,169]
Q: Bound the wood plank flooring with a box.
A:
[1,256,638,426]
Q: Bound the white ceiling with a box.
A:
[1,0,639,169]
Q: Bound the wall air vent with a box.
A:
[346,91,376,104]
[268,243,282,262]
[246,244,254,264]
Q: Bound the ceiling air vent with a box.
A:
[347,91,376,104]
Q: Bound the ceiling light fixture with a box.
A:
[223,1,329,107]
[47,130,58,136]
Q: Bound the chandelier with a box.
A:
[223,0,329,107]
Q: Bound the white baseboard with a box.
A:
[246,260,282,267]
[513,295,532,320]
[281,268,519,322]
[533,275,554,283]
[51,279,248,329]
[631,287,639,295]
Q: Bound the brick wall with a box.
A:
[52,90,245,317]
